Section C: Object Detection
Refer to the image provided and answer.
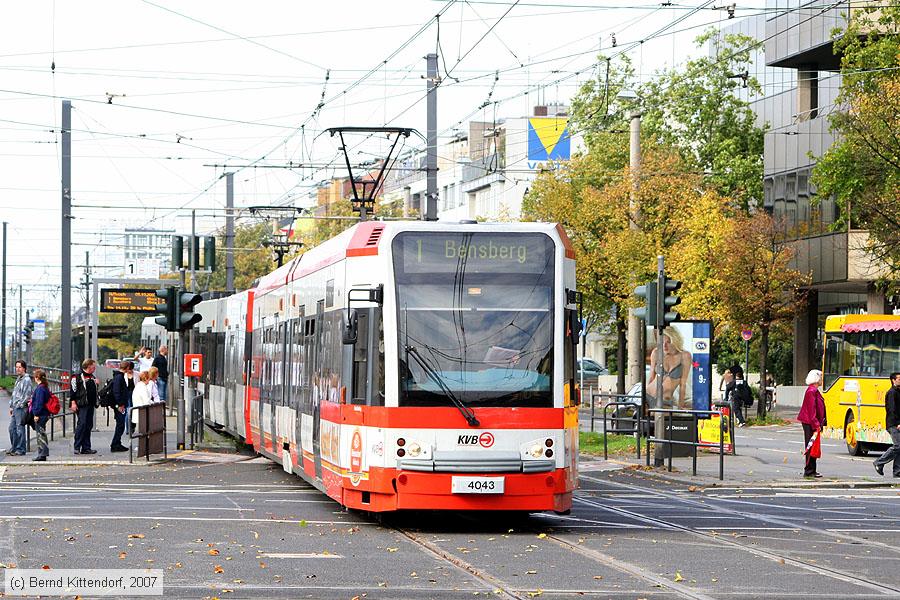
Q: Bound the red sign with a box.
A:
[184,354,203,377]
[350,429,363,473]
[741,329,753,341]
[478,432,495,448]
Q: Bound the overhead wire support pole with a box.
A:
[61,99,73,374]
[225,172,235,294]
[1,220,6,377]
[425,53,439,222]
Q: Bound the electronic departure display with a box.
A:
[100,288,162,313]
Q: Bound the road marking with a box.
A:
[0,515,373,525]
[171,506,256,511]
[257,552,343,559]
[0,467,5,482]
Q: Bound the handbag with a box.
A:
[22,409,35,428]
[804,431,822,458]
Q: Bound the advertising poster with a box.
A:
[645,321,729,451]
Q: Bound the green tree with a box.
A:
[715,212,809,416]
[813,5,900,280]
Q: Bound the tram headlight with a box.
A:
[529,443,544,458]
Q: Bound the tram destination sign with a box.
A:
[399,233,551,274]
[100,288,162,314]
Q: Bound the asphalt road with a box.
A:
[3,454,900,599]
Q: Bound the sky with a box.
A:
[0,0,770,325]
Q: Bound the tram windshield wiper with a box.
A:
[405,345,480,427]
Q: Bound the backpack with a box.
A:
[735,381,753,407]
[46,392,61,415]
[98,379,115,408]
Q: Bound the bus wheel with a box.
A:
[845,412,867,456]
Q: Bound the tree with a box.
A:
[813,5,900,281]
[638,30,765,209]
[715,212,809,417]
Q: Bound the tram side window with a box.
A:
[217,332,225,387]
[823,334,842,390]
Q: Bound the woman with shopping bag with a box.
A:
[798,369,826,478]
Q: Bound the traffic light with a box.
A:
[190,236,201,271]
[23,320,34,344]
[633,281,657,323]
[203,235,216,271]
[171,236,184,271]
[662,276,682,325]
[178,291,203,331]
[154,288,178,332]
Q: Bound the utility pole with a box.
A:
[17,285,22,366]
[626,109,642,389]
[424,53,438,221]
[61,99,73,373]
[83,251,90,362]
[225,172,235,294]
[1,220,7,377]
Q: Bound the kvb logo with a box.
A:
[457,432,495,447]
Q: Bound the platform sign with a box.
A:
[184,354,203,377]
[100,288,161,314]
[124,258,160,279]
[32,319,46,340]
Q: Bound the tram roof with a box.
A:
[253,220,569,295]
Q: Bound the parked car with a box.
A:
[104,359,122,369]
[577,358,608,381]
[610,382,653,435]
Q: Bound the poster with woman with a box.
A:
[645,321,712,411]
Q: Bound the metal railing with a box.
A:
[187,392,204,449]
[644,406,728,481]
[587,393,645,461]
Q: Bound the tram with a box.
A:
[821,314,900,455]
[144,220,580,513]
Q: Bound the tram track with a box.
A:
[575,475,900,597]
[393,527,525,600]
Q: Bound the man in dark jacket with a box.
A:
[152,346,169,403]
[874,372,900,477]
[70,358,99,455]
[110,361,135,452]
[727,365,750,427]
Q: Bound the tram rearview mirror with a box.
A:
[343,309,359,345]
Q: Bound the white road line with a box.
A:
[0,515,371,525]
[0,467,5,482]
[171,506,256,511]
[257,552,343,559]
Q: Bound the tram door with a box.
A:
[312,300,325,480]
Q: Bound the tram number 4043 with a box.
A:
[451,476,505,494]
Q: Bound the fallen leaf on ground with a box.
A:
[387,547,399,553]
[526,570,537,574]
[536,533,547,539]
[674,572,684,582]
[118,552,127,559]
[208,549,220,556]
[128,534,145,539]
[214,565,224,574]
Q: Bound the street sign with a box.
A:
[124,258,161,279]
[32,319,46,340]
[100,288,163,313]
[741,329,753,342]
[184,353,203,377]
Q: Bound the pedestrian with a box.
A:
[6,360,34,456]
[152,345,168,403]
[110,360,134,452]
[69,358,99,455]
[137,348,153,374]
[727,365,750,427]
[797,369,826,478]
[131,371,152,428]
[873,372,900,477]
[147,367,161,403]
[30,369,52,462]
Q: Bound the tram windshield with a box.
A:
[392,231,555,408]
[823,329,900,390]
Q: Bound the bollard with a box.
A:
[719,410,725,480]
[691,414,698,476]
[603,400,608,461]
[590,386,595,433]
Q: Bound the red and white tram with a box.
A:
[147,221,580,513]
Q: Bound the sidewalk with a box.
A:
[0,389,175,466]
[581,405,900,490]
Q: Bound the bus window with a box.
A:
[842,334,860,377]
[882,331,900,375]
[823,334,842,390]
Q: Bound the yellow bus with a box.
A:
[822,314,900,455]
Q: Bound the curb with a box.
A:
[1,459,168,467]
[629,467,900,490]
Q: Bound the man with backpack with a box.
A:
[727,365,752,427]
[69,358,99,455]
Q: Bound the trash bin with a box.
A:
[662,415,697,458]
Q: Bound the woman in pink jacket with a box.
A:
[797,369,826,478]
